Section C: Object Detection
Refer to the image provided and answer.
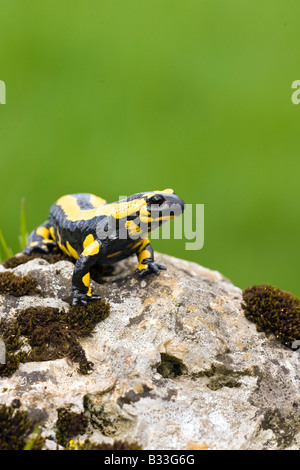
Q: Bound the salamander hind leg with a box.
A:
[23,221,57,255]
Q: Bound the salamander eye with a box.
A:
[148,194,165,206]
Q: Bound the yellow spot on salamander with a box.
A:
[89,194,106,208]
[57,194,146,222]
[49,226,56,241]
[56,195,83,220]
[125,220,141,236]
[137,264,148,271]
[36,227,50,239]
[83,234,95,250]
[82,240,100,257]
[137,249,152,270]
[66,241,79,260]
[163,188,174,194]
[107,251,121,258]
[140,206,152,223]
[58,242,71,257]
[82,272,90,287]
[82,273,92,296]
[139,249,151,263]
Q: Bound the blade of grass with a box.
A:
[23,425,43,450]
[19,197,28,251]
[0,228,14,260]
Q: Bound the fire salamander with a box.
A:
[24,189,185,305]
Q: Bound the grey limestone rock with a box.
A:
[0,253,299,450]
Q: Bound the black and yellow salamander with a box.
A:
[23,189,185,305]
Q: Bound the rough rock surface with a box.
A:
[0,253,299,450]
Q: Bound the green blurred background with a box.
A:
[0,0,299,295]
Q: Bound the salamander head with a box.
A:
[120,189,185,235]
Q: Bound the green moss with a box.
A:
[0,271,38,297]
[17,307,76,362]
[0,351,29,378]
[0,318,22,351]
[0,319,28,377]
[3,254,41,269]
[0,405,45,450]
[56,408,88,447]
[0,404,33,450]
[242,284,300,348]
[0,299,110,377]
[2,248,73,269]
[66,300,111,336]
[2,254,32,269]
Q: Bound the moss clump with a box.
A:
[0,404,44,450]
[56,408,88,447]
[2,254,34,269]
[68,438,143,450]
[17,307,82,363]
[0,319,28,377]
[242,284,300,348]
[66,300,111,336]
[0,351,28,378]
[2,247,73,269]
[0,299,110,377]
[0,271,38,297]
[0,404,32,450]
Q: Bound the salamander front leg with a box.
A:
[135,239,166,277]
[72,240,102,306]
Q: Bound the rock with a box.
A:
[0,252,299,450]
